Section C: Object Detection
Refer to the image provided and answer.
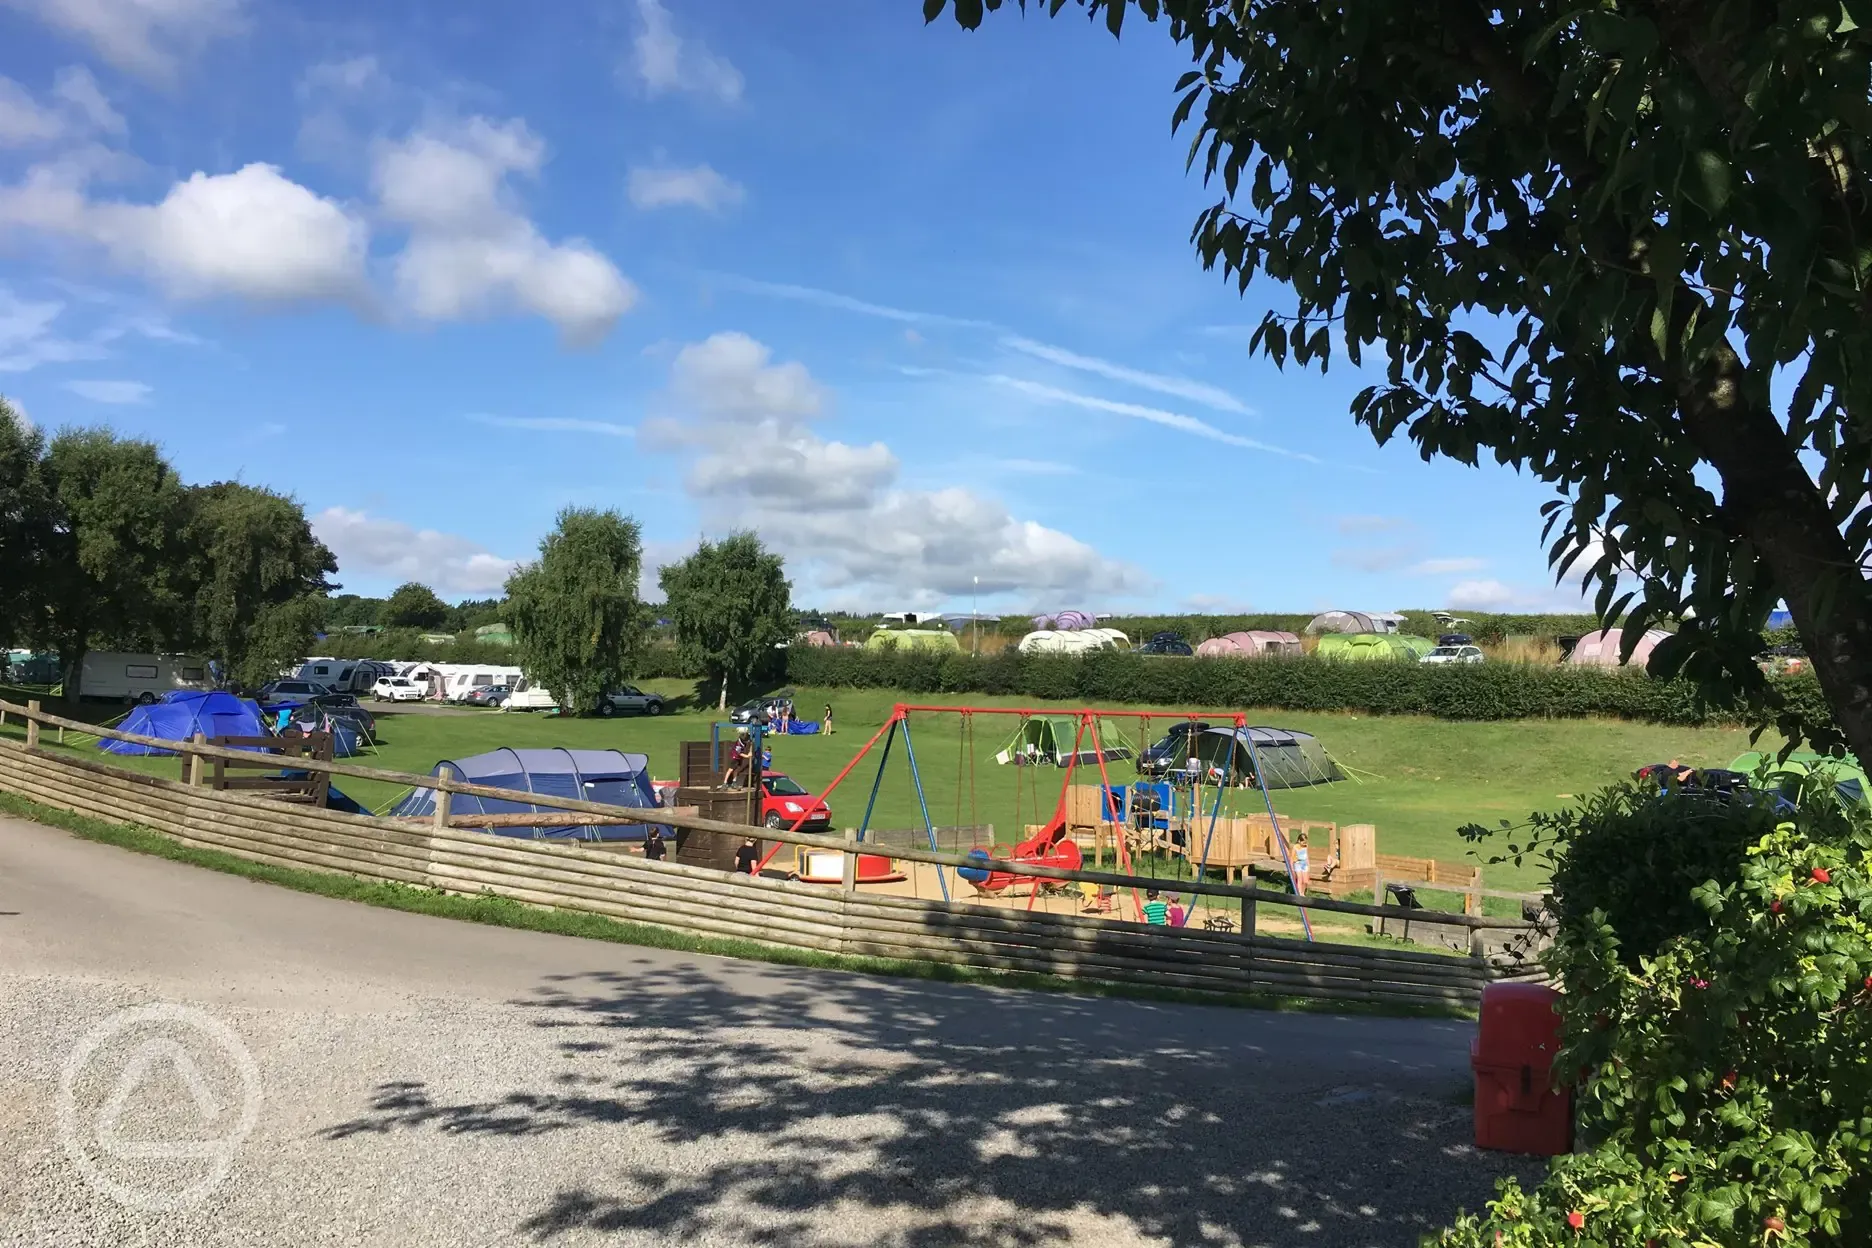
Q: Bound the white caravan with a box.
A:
[294,658,392,695]
[77,652,211,704]
[502,675,559,711]
[435,664,524,702]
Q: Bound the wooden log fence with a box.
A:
[0,697,1545,1010]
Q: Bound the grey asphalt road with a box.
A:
[0,815,1531,1247]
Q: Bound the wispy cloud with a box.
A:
[1408,556,1487,576]
[64,378,150,404]
[996,457,1081,476]
[716,276,998,330]
[1335,514,1408,535]
[471,414,635,437]
[1001,336,1251,416]
[987,375,1321,464]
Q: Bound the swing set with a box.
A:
[754,702,1317,940]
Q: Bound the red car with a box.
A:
[760,770,831,832]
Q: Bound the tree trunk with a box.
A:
[718,674,728,712]
[1676,352,1872,761]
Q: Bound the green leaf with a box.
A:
[1686,150,1734,214]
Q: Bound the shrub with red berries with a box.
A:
[1433,795,1871,1246]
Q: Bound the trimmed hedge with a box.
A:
[782,646,1827,727]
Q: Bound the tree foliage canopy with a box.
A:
[381,581,450,630]
[659,532,793,694]
[0,407,333,686]
[930,0,1872,761]
[504,507,649,714]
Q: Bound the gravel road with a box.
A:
[0,815,1531,1247]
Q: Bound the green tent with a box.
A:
[1314,633,1434,661]
[864,629,961,654]
[994,715,1135,766]
[1190,726,1343,788]
[1728,750,1868,810]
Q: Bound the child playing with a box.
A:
[1292,830,1310,896]
[1142,889,1169,926]
[1166,894,1185,928]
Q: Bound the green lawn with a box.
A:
[3,682,1770,894]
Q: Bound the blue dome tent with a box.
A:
[100,690,268,756]
[389,748,667,842]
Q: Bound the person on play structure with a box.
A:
[1143,889,1169,925]
[734,836,759,876]
[1292,831,1311,896]
[643,827,667,862]
[725,728,752,787]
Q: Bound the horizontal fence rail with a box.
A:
[0,698,1547,1009]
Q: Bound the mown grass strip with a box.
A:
[0,789,1469,1019]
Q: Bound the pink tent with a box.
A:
[1565,627,1672,667]
[800,630,838,647]
[1196,630,1302,658]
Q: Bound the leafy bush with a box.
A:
[783,646,1822,728]
[1465,787,1786,968]
[1436,796,1872,1247]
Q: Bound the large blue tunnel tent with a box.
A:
[389,747,668,841]
[99,691,268,756]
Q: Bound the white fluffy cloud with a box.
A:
[5,0,243,80]
[652,332,1143,606]
[96,164,371,301]
[374,119,637,343]
[63,378,149,403]
[627,164,744,212]
[312,506,517,596]
[631,0,742,103]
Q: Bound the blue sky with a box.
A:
[0,0,1590,616]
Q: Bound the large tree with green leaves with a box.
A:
[42,427,191,685]
[381,581,449,630]
[180,481,337,688]
[932,0,1872,760]
[0,399,54,650]
[659,532,793,709]
[504,507,649,714]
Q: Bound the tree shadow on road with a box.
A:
[319,961,1534,1246]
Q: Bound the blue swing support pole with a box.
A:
[855,717,899,842]
[1190,723,1239,891]
[1243,730,1314,942]
[897,713,950,902]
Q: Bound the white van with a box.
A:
[77,652,211,704]
[502,675,559,712]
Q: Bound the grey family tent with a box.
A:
[100,690,268,756]
[994,715,1136,766]
[1184,726,1343,789]
[389,748,668,841]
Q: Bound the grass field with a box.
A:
[2,681,1772,896]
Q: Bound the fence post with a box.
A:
[841,826,857,896]
[1239,892,1256,938]
[1372,872,1386,937]
[432,785,452,830]
[25,700,40,748]
[1466,877,1481,917]
[187,732,205,787]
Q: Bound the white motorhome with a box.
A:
[502,675,559,711]
[437,664,524,702]
[77,652,211,704]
